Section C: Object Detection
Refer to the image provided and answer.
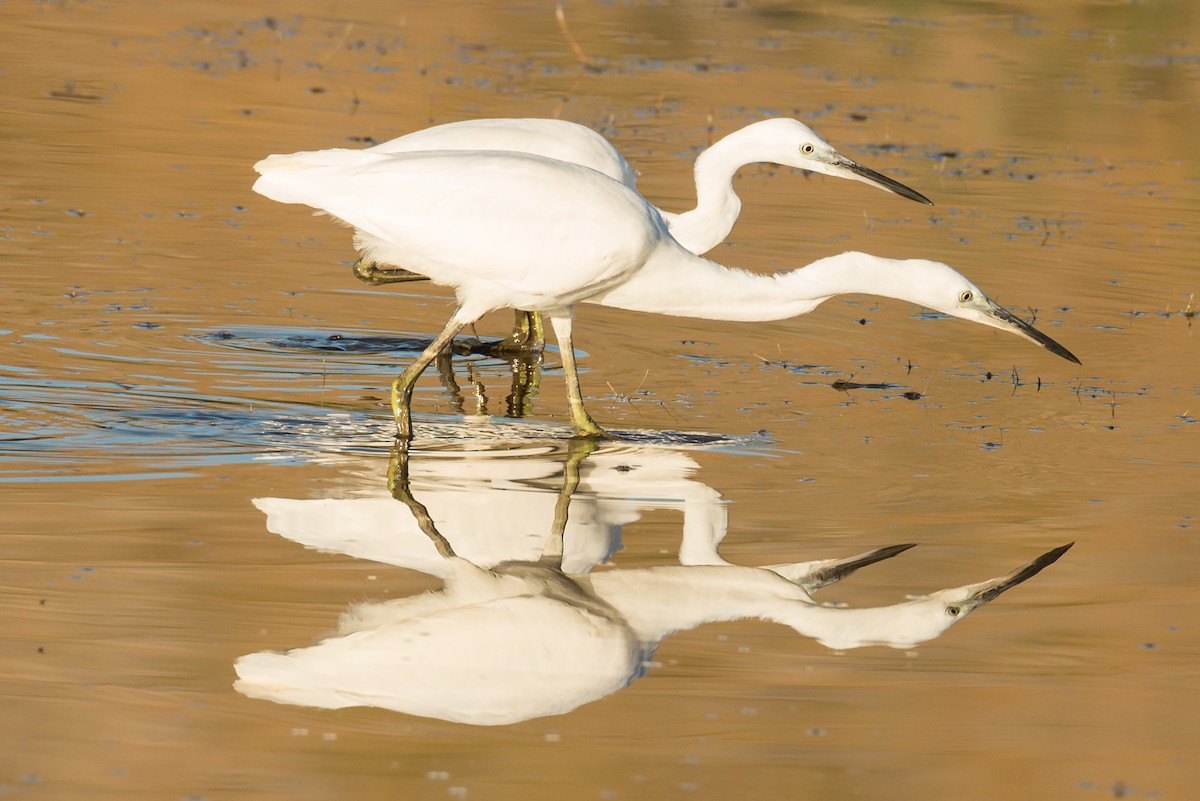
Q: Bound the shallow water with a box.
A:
[2,0,1198,798]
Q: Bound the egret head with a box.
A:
[901,259,1082,364]
[736,118,933,205]
[782,543,1073,651]
[899,542,1075,643]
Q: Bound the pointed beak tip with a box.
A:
[967,542,1075,607]
[1044,341,1082,366]
[1051,343,1082,366]
[838,158,933,206]
[893,185,934,206]
[986,302,1080,366]
[1048,542,1075,560]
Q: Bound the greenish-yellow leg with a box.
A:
[387,444,456,558]
[504,351,542,419]
[548,314,609,438]
[391,318,468,445]
[542,437,599,567]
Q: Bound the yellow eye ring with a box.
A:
[801,143,815,154]
[959,290,974,303]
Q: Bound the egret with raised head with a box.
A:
[351,117,933,352]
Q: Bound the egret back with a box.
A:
[368,117,640,188]
[253,150,667,318]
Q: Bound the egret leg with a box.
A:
[548,314,609,439]
[391,317,468,444]
[493,310,546,355]
[387,444,456,558]
[542,437,598,567]
[352,257,429,286]
[504,351,542,419]
[433,348,466,417]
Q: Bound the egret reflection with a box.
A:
[236,442,1071,725]
[252,440,733,575]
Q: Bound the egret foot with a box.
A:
[352,257,428,286]
[548,314,610,439]
[491,310,546,356]
[569,406,610,439]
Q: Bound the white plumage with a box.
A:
[253,130,1078,440]
[234,543,1072,725]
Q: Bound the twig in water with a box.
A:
[556,3,596,68]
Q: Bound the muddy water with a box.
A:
[2,1,1197,799]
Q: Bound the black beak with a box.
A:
[835,156,934,206]
[985,301,1082,365]
[962,543,1074,610]
[802,543,918,591]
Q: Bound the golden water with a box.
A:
[2,1,1197,799]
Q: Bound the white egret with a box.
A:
[253,149,1080,441]
[351,117,933,352]
[233,542,1072,725]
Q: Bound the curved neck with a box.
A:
[663,132,762,254]
[591,249,925,322]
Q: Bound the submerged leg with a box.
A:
[352,257,430,286]
[391,316,469,444]
[548,314,609,438]
[504,351,542,419]
[433,348,466,416]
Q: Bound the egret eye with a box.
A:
[959,290,974,303]
[946,606,961,617]
[801,143,815,155]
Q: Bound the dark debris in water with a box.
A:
[831,379,900,392]
[202,327,529,359]
[205,329,431,354]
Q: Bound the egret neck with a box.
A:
[593,249,944,322]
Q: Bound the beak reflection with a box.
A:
[959,543,1075,612]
